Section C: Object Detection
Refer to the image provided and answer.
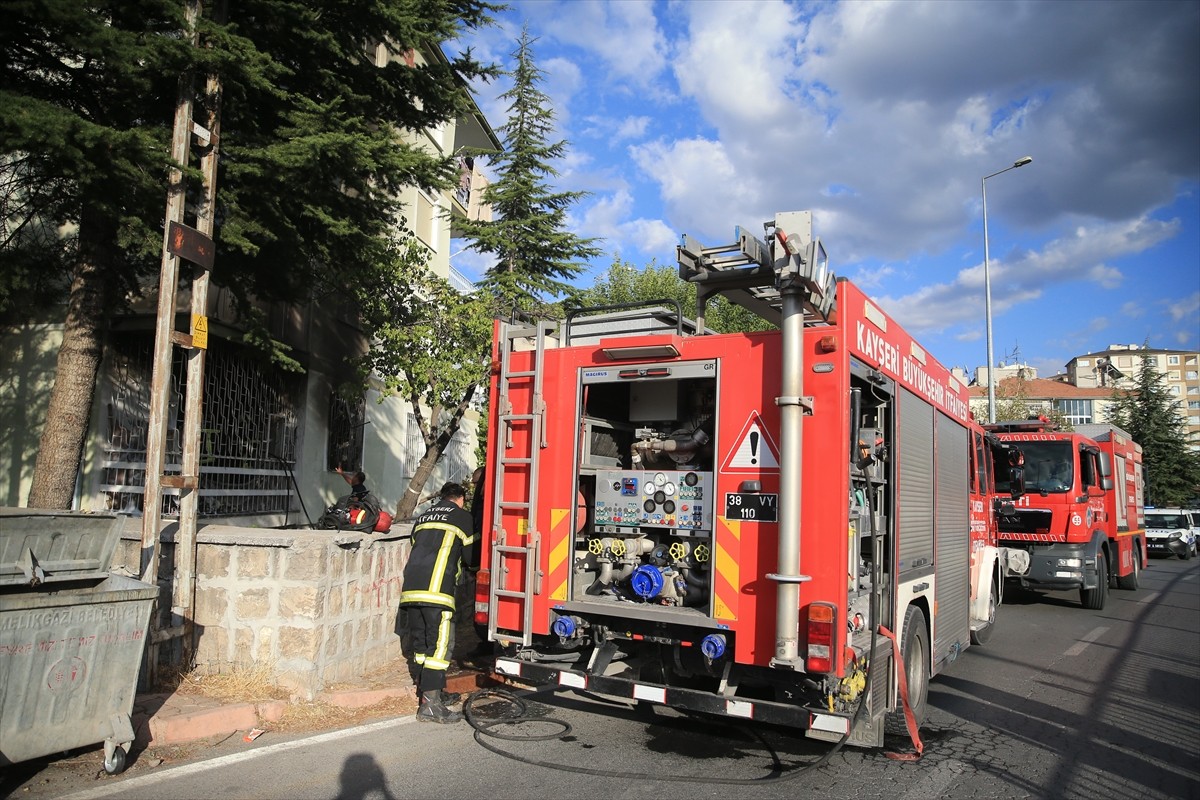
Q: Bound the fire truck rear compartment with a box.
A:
[571,366,718,617]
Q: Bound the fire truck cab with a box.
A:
[985,420,1145,609]
[477,212,1023,747]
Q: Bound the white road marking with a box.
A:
[1138,591,1160,603]
[60,716,416,800]
[1064,625,1109,656]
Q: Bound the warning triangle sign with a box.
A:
[722,412,780,472]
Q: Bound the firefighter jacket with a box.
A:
[400,499,476,610]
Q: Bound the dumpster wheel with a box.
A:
[103,743,127,775]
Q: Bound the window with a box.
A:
[1020,441,1074,493]
[1077,359,1090,367]
[1189,401,1200,410]
[1187,370,1198,380]
[1118,356,1132,368]
[1054,398,1094,425]
[1170,385,1181,396]
[1169,370,1181,381]
[327,392,366,472]
[1168,355,1181,365]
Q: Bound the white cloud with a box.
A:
[580,189,677,259]
[1167,292,1200,321]
[528,0,670,89]
[878,216,1178,335]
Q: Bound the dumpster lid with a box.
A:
[0,509,124,587]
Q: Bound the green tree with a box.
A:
[0,0,499,507]
[576,257,775,334]
[351,238,496,519]
[1107,355,1200,506]
[991,376,1072,431]
[455,25,600,310]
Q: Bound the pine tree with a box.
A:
[1,0,499,507]
[1106,355,1200,506]
[456,25,601,310]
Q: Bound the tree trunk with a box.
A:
[394,385,477,520]
[27,215,113,508]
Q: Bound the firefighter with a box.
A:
[335,465,369,498]
[400,481,476,723]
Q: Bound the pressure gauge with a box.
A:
[663,482,677,497]
[643,482,657,496]
[654,472,667,486]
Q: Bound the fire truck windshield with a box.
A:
[1012,441,1074,494]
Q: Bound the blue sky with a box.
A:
[449,0,1200,378]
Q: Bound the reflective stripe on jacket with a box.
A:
[400,500,476,609]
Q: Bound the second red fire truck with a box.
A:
[985,420,1146,609]
[475,211,1024,747]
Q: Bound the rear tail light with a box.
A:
[806,602,838,673]
[474,570,491,625]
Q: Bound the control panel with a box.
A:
[593,469,713,533]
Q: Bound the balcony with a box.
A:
[450,155,492,235]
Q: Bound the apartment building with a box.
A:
[1066,344,1200,451]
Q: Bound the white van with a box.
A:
[1145,508,1197,560]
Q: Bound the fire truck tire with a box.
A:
[886,606,929,734]
[1116,549,1140,590]
[1080,552,1108,610]
[970,580,998,646]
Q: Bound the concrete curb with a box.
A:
[133,671,490,747]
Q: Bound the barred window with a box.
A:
[100,333,300,518]
[327,393,366,472]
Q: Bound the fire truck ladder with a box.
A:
[488,319,555,648]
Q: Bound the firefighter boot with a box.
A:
[417,690,463,724]
[441,690,462,706]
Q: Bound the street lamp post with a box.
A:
[983,155,1033,423]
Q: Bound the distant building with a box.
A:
[968,377,1114,427]
[972,362,1038,388]
[1065,344,1200,451]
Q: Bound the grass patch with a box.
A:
[170,662,289,702]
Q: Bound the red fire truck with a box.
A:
[984,420,1145,609]
[475,211,1023,747]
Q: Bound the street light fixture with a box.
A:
[983,155,1033,423]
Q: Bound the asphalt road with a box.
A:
[9,556,1199,800]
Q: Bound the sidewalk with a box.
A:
[132,656,497,749]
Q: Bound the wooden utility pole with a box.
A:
[141,0,223,681]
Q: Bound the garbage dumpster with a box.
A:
[0,509,158,774]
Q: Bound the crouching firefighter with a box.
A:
[400,482,477,723]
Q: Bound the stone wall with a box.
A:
[111,517,416,699]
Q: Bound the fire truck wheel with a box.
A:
[1116,550,1140,590]
[887,606,929,734]
[970,580,998,646]
[1080,552,1109,610]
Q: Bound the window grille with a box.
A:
[99,333,300,519]
[327,392,366,472]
